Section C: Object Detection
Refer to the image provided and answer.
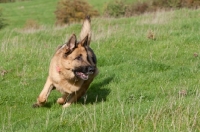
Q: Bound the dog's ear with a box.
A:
[80,16,91,46]
[64,34,77,54]
[80,34,89,47]
[65,34,76,50]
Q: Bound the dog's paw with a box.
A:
[62,103,71,108]
[57,98,65,105]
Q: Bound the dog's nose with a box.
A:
[87,66,95,73]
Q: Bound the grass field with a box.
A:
[1,0,200,131]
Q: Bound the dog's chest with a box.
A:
[54,79,84,94]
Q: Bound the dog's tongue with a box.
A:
[76,72,89,80]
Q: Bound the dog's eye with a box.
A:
[75,54,82,60]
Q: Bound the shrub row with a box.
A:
[103,0,200,17]
[55,0,200,25]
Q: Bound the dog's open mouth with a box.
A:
[75,72,89,80]
[74,66,95,80]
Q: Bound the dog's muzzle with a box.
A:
[74,66,95,80]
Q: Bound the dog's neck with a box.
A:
[56,66,61,72]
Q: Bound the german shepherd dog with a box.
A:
[33,16,98,108]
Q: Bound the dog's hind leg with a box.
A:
[33,76,54,107]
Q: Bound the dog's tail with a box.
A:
[80,16,91,45]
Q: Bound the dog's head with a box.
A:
[59,34,97,81]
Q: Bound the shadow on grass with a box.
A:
[78,76,113,105]
[41,102,52,108]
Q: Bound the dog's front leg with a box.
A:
[63,80,93,108]
[33,76,54,107]
[57,93,69,105]
[62,90,85,108]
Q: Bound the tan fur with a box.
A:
[33,17,98,108]
[80,16,91,45]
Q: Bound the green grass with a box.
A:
[0,0,58,28]
[1,0,200,131]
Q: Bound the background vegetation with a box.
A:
[0,0,200,131]
[103,0,200,17]
[54,0,99,25]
